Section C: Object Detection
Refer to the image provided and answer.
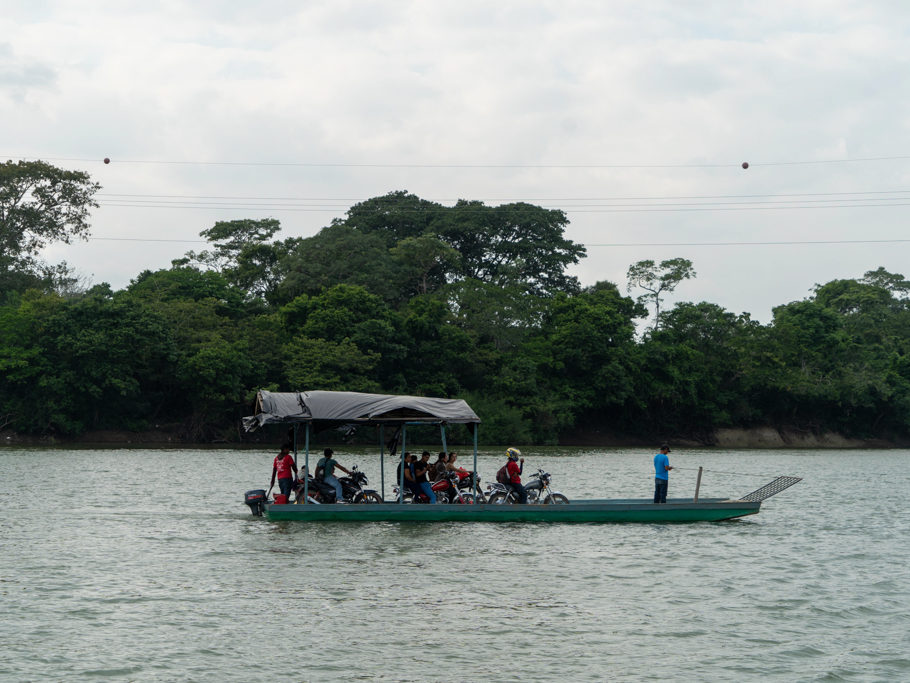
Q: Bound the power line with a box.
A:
[586,239,910,247]
[91,236,207,243]
[96,189,910,202]
[96,199,910,213]
[8,153,910,169]
[93,189,910,213]
[564,202,910,213]
[86,235,910,247]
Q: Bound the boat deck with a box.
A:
[264,497,760,523]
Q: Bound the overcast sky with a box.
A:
[3,1,910,322]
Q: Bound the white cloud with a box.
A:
[3,1,910,320]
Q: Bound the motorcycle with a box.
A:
[393,469,482,504]
[487,468,569,504]
[294,465,383,504]
[434,469,483,504]
[453,469,485,503]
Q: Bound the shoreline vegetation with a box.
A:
[2,426,906,449]
[5,163,910,448]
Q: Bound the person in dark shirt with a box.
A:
[398,453,422,501]
[414,451,437,503]
[429,452,448,481]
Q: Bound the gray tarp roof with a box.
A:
[242,390,481,431]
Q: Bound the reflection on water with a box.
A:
[1,446,908,681]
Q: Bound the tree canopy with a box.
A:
[627,258,696,330]
[2,172,909,446]
[0,159,100,294]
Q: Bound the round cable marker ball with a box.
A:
[103,157,111,164]
[741,161,749,169]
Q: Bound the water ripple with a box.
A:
[1,446,908,681]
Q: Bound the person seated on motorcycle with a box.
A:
[398,452,423,500]
[429,452,448,481]
[504,447,528,503]
[292,466,308,502]
[446,452,470,479]
[414,451,438,503]
[294,467,334,503]
[315,447,351,503]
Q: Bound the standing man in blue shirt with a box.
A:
[653,444,673,503]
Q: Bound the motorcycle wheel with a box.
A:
[543,493,569,504]
[488,492,509,504]
[354,491,383,504]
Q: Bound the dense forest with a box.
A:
[3,159,910,445]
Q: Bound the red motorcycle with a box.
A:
[446,468,485,503]
[394,470,481,504]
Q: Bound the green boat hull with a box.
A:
[264,498,760,523]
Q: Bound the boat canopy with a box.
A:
[242,390,481,432]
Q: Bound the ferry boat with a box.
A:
[242,390,799,523]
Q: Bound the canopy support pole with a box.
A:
[440,424,448,458]
[399,425,407,502]
[292,424,298,465]
[473,423,479,499]
[303,422,310,504]
[380,425,385,501]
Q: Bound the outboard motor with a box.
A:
[244,489,267,516]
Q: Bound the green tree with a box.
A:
[177,336,255,437]
[518,283,644,441]
[389,234,459,297]
[0,159,100,294]
[281,193,588,306]
[0,286,177,434]
[860,267,910,297]
[626,258,696,329]
[123,267,269,438]
[808,276,910,434]
[636,302,758,436]
[280,284,405,389]
[283,336,381,392]
[0,293,54,430]
[279,224,404,305]
[813,278,904,346]
[747,300,849,430]
[438,200,586,296]
[127,266,247,317]
[444,279,543,351]
[341,191,444,247]
[397,296,475,396]
[177,218,294,303]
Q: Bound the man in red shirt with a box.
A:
[505,447,528,503]
[270,443,298,501]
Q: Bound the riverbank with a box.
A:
[3,426,907,449]
[545,425,907,449]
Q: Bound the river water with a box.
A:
[1,446,908,682]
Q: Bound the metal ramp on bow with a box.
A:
[736,476,803,502]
